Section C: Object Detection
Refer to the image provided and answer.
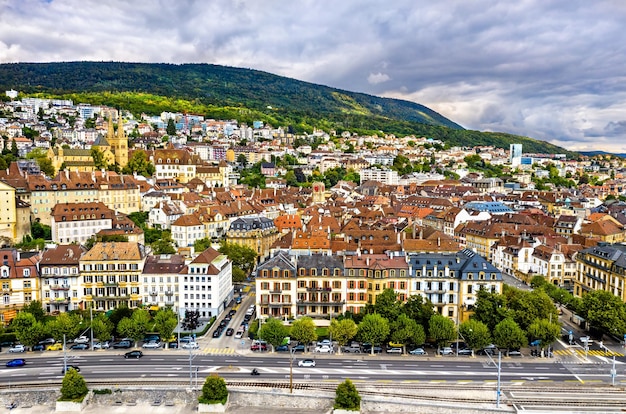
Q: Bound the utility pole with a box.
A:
[63,334,67,373]
[189,342,193,388]
[289,344,293,393]
[90,306,94,348]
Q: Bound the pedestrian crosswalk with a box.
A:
[553,348,624,357]
[199,347,238,355]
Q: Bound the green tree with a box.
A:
[258,318,288,352]
[22,300,45,322]
[334,379,361,411]
[91,313,114,343]
[357,314,390,355]
[236,154,247,165]
[193,237,212,253]
[166,118,177,136]
[60,369,89,401]
[232,267,246,283]
[122,149,155,177]
[10,312,43,347]
[428,314,456,352]
[47,313,82,343]
[10,139,18,157]
[151,231,176,254]
[507,289,558,331]
[527,318,561,351]
[91,147,107,170]
[117,309,150,347]
[290,317,318,349]
[154,308,178,347]
[329,318,357,353]
[284,170,298,187]
[492,318,527,356]
[581,290,626,338]
[199,375,228,404]
[402,295,435,327]
[390,314,425,354]
[372,288,402,323]
[459,319,491,356]
[109,306,133,337]
[218,241,258,274]
[31,221,52,240]
[473,289,511,331]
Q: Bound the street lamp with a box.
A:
[484,350,502,408]
[289,344,294,393]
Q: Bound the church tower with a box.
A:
[107,112,128,167]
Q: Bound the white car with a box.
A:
[298,359,316,367]
[73,336,89,344]
[8,344,25,353]
[142,341,162,349]
[316,339,332,347]
[314,345,332,353]
[234,330,244,339]
[93,341,110,349]
[409,348,427,355]
[182,342,199,350]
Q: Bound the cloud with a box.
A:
[1,0,626,153]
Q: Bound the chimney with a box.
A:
[366,256,370,266]
[437,237,440,247]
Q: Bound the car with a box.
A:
[235,297,242,304]
[234,330,244,339]
[477,348,497,356]
[276,345,289,352]
[124,350,143,359]
[38,338,56,346]
[112,340,132,349]
[225,328,235,336]
[291,344,305,353]
[579,336,593,344]
[70,343,89,350]
[182,342,199,350]
[73,336,89,344]
[228,309,237,317]
[5,358,26,368]
[168,341,179,349]
[298,359,316,367]
[8,344,26,353]
[439,347,454,355]
[93,341,110,350]
[317,339,332,347]
[61,364,80,374]
[250,343,267,351]
[508,349,522,356]
[46,343,63,351]
[224,315,232,322]
[142,341,162,349]
[409,348,427,355]
[386,347,403,354]
[212,329,222,338]
[180,336,194,343]
[342,345,362,353]
[457,348,473,355]
[143,335,160,343]
[32,344,45,352]
[362,344,382,353]
[314,345,332,353]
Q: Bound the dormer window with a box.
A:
[23,269,30,277]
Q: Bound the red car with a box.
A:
[250,343,267,351]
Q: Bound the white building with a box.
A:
[50,202,114,244]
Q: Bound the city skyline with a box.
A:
[1,0,625,153]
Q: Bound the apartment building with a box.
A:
[142,254,185,314]
[0,249,40,325]
[39,245,84,313]
[50,201,114,244]
[574,242,626,302]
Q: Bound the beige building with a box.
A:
[0,249,40,325]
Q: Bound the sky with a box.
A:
[1,0,626,154]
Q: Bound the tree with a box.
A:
[166,118,177,136]
[91,147,107,170]
[527,318,561,351]
[328,319,357,353]
[10,139,18,157]
[581,290,626,338]
[218,241,258,274]
[473,289,511,331]
[60,368,89,401]
[91,313,114,342]
[334,379,361,411]
[492,318,527,356]
[428,314,456,352]
[357,314,390,355]
[199,375,228,405]
[118,309,150,346]
[47,313,82,343]
[236,154,247,165]
[122,149,155,177]
[232,267,246,283]
[182,309,200,332]
[459,319,491,356]
[154,308,177,347]
[402,295,435,327]
[258,317,288,352]
[151,231,176,254]
[109,306,133,336]
[31,221,52,240]
[372,288,402,323]
[10,312,43,347]
[290,317,318,349]
[507,289,558,331]
[22,300,45,322]
[193,237,212,253]
[390,314,425,354]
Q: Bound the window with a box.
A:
[23,269,30,277]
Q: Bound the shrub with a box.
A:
[59,369,88,402]
[199,375,228,405]
[334,379,360,411]
[93,389,112,395]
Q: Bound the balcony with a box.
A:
[305,287,332,292]
[165,300,175,306]
[49,298,69,305]
[50,284,70,291]
[103,282,119,287]
[269,289,282,294]
[297,300,345,306]
[584,272,606,284]
[149,291,158,296]
[424,288,447,293]
[165,291,174,296]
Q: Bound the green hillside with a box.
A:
[0,61,576,156]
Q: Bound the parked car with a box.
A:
[225,328,235,336]
[457,348,473,355]
[508,349,522,356]
[6,358,26,367]
[124,350,143,359]
[316,339,332,347]
[228,309,237,317]
[112,340,132,349]
[61,364,80,374]
[182,342,199,350]
[8,344,26,353]
[32,344,45,351]
[38,338,56,346]
[342,345,361,353]
[46,343,63,351]
[477,348,496,356]
[362,344,382,353]
[439,347,454,355]
[276,345,289,352]
[73,336,89,344]
[143,335,160,343]
[234,330,244,339]
[409,348,427,355]
[212,329,222,338]
[168,341,179,349]
[291,344,305,353]
[250,343,267,351]
[70,343,89,350]
[386,347,403,354]
[93,341,110,350]
[298,359,316,367]
[180,336,194,343]
[142,341,162,349]
[314,345,332,353]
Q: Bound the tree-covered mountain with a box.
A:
[0,61,576,156]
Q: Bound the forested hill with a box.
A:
[0,61,575,156]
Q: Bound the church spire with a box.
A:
[107,114,115,141]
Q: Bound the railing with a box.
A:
[305,287,332,292]
[297,300,345,305]
[50,284,70,290]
